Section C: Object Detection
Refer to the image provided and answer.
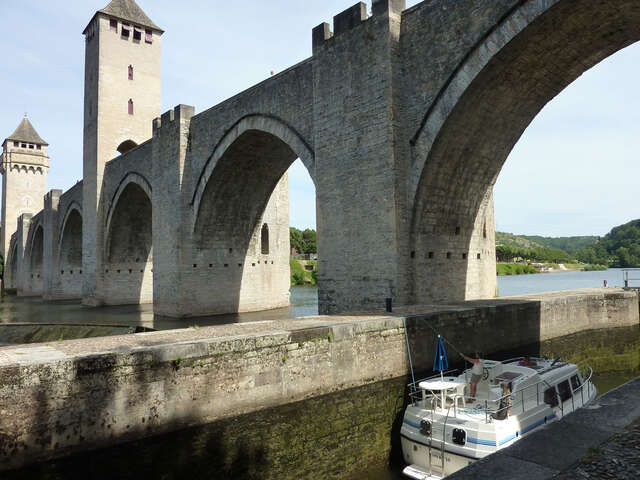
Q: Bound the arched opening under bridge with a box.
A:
[191,127,316,316]
[105,181,153,304]
[408,0,640,305]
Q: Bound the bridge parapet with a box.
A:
[153,104,195,133]
[312,1,405,53]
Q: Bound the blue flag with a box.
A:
[433,335,449,372]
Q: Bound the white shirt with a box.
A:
[471,360,484,375]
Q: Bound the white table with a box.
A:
[419,378,466,409]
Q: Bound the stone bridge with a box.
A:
[6,0,640,317]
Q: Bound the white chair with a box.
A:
[447,384,466,409]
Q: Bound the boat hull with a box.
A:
[400,436,475,479]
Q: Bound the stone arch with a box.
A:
[28,223,44,294]
[105,172,152,240]
[58,205,83,269]
[6,240,18,289]
[191,114,315,218]
[56,203,83,299]
[190,121,309,315]
[104,174,153,305]
[408,0,640,304]
[116,139,138,155]
[193,129,297,248]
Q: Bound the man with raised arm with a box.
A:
[461,352,484,399]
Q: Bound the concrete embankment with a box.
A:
[0,288,637,476]
[448,376,640,480]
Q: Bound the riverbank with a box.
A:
[498,262,607,276]
[290,258,317,286]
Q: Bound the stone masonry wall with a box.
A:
[0,288,636,472]
[50,182,84,299]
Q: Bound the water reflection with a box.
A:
[0,286,320,332]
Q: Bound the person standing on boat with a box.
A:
[461,352,484,399]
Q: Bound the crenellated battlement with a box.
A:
[312,0,405,53]
[153,104,195,132]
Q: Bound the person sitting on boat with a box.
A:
[461,352,484,399]
[493,382,512,420]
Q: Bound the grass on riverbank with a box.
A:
[290,259,317,286]
[583,264,608,271]
[497,263,538,276]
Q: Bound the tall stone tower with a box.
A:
[0,117,50,258]
[82,0,163,304]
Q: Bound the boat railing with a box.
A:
[491,364,595,421]
[410,363,595,423]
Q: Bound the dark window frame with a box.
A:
[261,223,270,255]
[544,387,559,407]
[570,375,581,392]
[558,380,572,402]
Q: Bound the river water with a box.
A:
[497,267,628,297]
[0,269,627,329]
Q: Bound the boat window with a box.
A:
[452,428,466,446]
[544,387,559,407]
[558,380,572,402]
[570,375,581,391]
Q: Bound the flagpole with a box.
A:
[403,317,417,394]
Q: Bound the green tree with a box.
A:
[290,227,304,254]
[302,229,317,254]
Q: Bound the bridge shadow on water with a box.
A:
[0,285,317,336]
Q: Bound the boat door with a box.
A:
[543,379,580,419]
[557,379,576,415]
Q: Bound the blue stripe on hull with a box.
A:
[403,413,557,448]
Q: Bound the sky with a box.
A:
[0,0,639,237]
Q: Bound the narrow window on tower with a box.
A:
[133,26,142,41]
[261,224,270,255]
[13,141,18,147]
[128,65,134,80]
[145,29,153,44]
[110,19,117,32]
[121,23,130,38]
[128,99,134,115]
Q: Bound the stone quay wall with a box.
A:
[0,288,637,473]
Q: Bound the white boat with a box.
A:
[400,356,597,479]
